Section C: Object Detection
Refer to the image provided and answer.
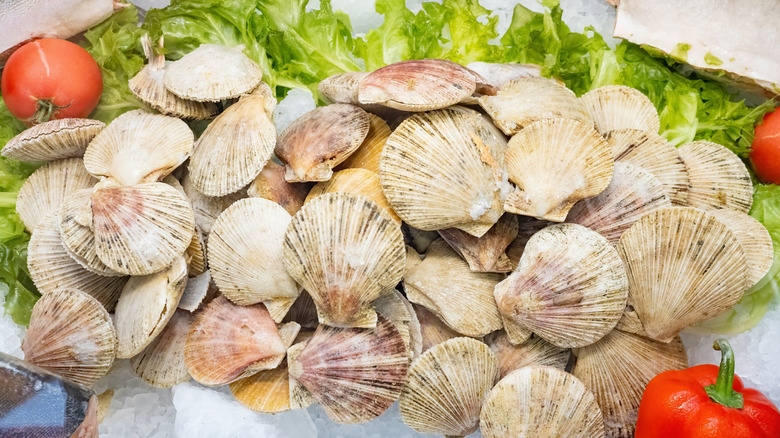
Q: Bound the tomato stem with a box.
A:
[704,338,744,409]
[29,99,71,124]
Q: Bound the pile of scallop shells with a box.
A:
[3,35,772,438]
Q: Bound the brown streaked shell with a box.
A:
[573,330,688,438]
[404,239,504,337]
[283,192,405,328]
[334,113,391,174]
[181,171,247,235]
[130,309,194,388]
[305,168,401,223]
[617,207,749,342]
[677,140,753,213]
[707,208,774,288]
[481,366,605,438]
[505,216,553,269]
[59,188,122,277]
[2,118,105,162]
[615,307,648,337]
[163,44,263,102]
[412,303,463,353]
[184,295,289,386]
[114,256,188,359]
[478,77,591,135]
[275,104,370,182]
[288,315,409,424]
[438,213,518,273]
[92,182,195,276]
[374,289,422,360]
[83,110,194,186]
[282,290,319,330]
[358,59,478,111]
[495,223,628,348]
[580,85,660,134]
[286,340,317,410]
[318,71,368,105]
[188,94,276,196]
[504,118,613,222]
[22,289,116,387]
[247,161,311,216]
[399,337,498,437]
[485,332,570,380]
[16,158,96,233]
[185,228,206,277]
[566,162,672,245]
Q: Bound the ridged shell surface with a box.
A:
[59,188,121,277]
[707,208,774,288]
[247,161,310,216]
[485,332,570,380]
[131,309,194,388]
[580,85,660,134]
[318,71,368,104]
[438,213,518,273]
[335,113,391,174]
[306,168,400,223]
[677,140,753,212]
[2,118,105,162]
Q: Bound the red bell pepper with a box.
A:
[636,338,780,437]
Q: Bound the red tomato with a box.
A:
[1,38,102,123]
[750,110,780,184]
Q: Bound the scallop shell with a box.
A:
[566,162,672,245]
[188,94,276,196]
[286,340,317,411]
[305,168,401,223]
[163,44,263,101]
[181,171,247,235]
[177,271,214,313]
[92,182,195,276]
[616,207,749,342]
[185,228,206,277]
[59,189,122,277]
[208,198,301,320]
[288,315,409,423]
[480,366,605,438]
[16,158,96,233]
[485,331,570,380]
[403,224,441,254]
[580,85,660,134]
[283,192,405,328]
[404,239,504,337]
[22,289,116,387]
[334,113,391,174]
[2,118,105,162]
[114,256,188,359]
[184,295,291,386]
[412,303,463,353]
[282,290,319,329]
[495,223,629,348]
[83,110,193,186]
[374,289,422,360]
[438,213,518,273]
[466,62,545,89]
[504,118,613,222]
[358,59,478,111]
[572,330,688,438]
[606,129,690,205]
[677,140,753,212]
[130,309,194,388]
[614,306,648,337]
[708,208,774,288]
[27,214,127,312]
[505,216,553,268]
[381,107,507,237]
[478,77,591,135]
[399,337,498,437]
[318,71,368,104]
[129,35,218,119]
[247,161,311,216]
[275,104,370,182]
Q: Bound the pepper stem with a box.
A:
[703,338,744,409]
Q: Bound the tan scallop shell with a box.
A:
[282,290,319,329]
[275,104,370,182]
[208,198,301,320]
[114,256,188,359]
[614,306,648,337]
[185,228,206,277]
[181,171,247,235]
[130,309,194,388]
[480,366,605,438]
[495,223,629,348]
[485,331,570,380]
[580,85,660,134]
[283,192,405,328]
[374,289,422,360]
[247,161,311,216]
[617,207,749,342]
[129,35,218,119]
[404,239,504,337]
[438,213,518,273]
[27,214,127,312]
[381,107,507,237]
[708,208,774,288]
[478,77,591,135]
[412,303,463,353]
[184,295,292,386]
[92,182,195,276]
[399,337,498,437]
[2,118,104,162]
[566,162,672,244]
[59,189,122,277]
[287,340,317,411]
[83,110,194,186]
[163,44,263,101]
[504,118,614,222]
[505,216,553,268]
[22,289,116,387]
[573,330,688,438]
[358,59,478,111]
[305,168,401,223]
[466,62,546,89]
[177,271,214,313]
[677,140,753,212]
[606,129,690,205]
[288,315,409,423]
[334,113,391,174]
[16,158,96,233]
[318,71,368,104]
[188,94,276,196]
